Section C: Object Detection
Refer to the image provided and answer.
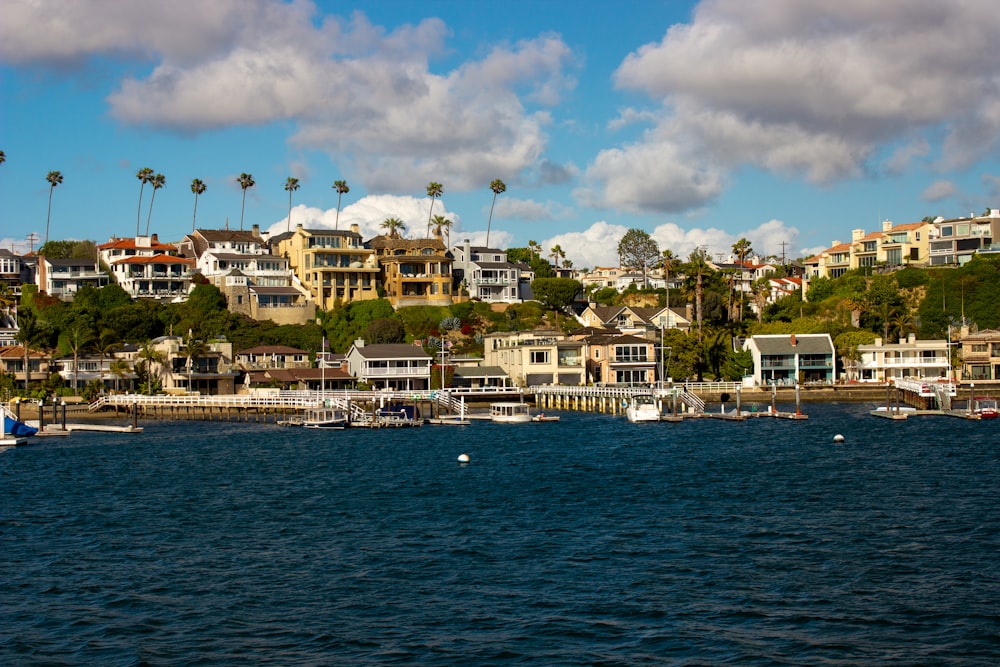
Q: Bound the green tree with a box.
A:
[365,318,406,344]
[137,341,165,395]
[531,277,581,311]
[333,179,349,230]
[425,181,443,238]
[14,307,49,390]
[485,178,506,247]
[135,167,154,236]
[237,172,255,230]
[64,324,94,391]
[284,176,300,232]
[731,238,753,321]
[618,228,660,288]
[548,244,566,269]
[190,178,207,232]
[833,330,877,380]
[109,357,132,393]
[44,170,63,247]
[684,248,712,336]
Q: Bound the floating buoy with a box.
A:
[833,434,845,443]
[457,453,470,463]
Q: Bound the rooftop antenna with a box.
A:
[26,232,38,254]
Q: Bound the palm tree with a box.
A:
[144,172,165,235]
[109,358,132,394]
[183,330,208,394]
[485,178,506,247]
[549,244,565,269]
[284,177,300,232]
[237,172,255,230]
[431,214,452,246]
[44,170,63,247]
[333,179,349,230]
[94,333,120,394]
[135,167,154,236]
[528,240,543,263]
[66,325,94,391]
[731,238,753,321]
[380,217,406,238]
[137,340,165,395]
[686,248,711,338]
[661,248,677,309]
[190,178,207,232]
[0,149,6,164]
[425,181,443,237]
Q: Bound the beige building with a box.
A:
[483,329,585,387]
[368,232,453,309]
[270,224,380,311]
[960,329,1000,380]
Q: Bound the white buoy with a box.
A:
[457,453,470,463]
[833,434,845,443]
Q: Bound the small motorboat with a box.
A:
[972,397,999,419]
[626,394,661,423]
[490,402,532,423]
[531,412,560,422]
[303,406,348,429]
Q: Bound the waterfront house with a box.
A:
[367,232,453,309]
[451,240,521,303]
[235,345,311,370]
[36,256,109,300]
[146,336,237,395]
[854,335,950,383]
[269,224,379,311]
[959,329,1000,380]
[98,234,193,300]
[579,331,657,385]
[0,248,22,289]
[0,345,51,389]
[483,329,585,387]
[345,340,433,391]
[578,304,690,336]
[928,209,999,266]
[743,334,836,386]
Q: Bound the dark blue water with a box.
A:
[2,403,999,665]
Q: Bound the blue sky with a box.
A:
[2,0,998,268]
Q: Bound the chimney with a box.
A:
[350,223,360,235]
[790,334,797,347]
[685,303,693,322]
[882,219,893,232]
[354,338,365,348]
[908,333,916,344]
[252,224,260,238]
[851,229,864,242]
[151,233,158,244]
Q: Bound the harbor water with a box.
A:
[2,403,998,665]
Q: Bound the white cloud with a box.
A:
[921,180,958,202]
[577,0,1000,214]
[494,197,572,222]
[261,194,461,242]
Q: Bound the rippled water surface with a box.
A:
[2,403,999,665]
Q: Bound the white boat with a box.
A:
[490,402,532,423]
[303,406,348,429]
[626,394,661,423]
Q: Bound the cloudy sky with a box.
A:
[2,0,998,268]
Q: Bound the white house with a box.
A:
[855,335,950,383]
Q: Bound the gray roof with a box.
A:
[453,366,508,378]
[749,334,834,355]
[354,343,432,360]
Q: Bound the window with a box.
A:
[530,350,550,364]
[614,345,648,362]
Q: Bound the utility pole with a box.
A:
[26,232,39,253]
[779,240,788,267]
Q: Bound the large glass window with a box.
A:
[530,350,550,364]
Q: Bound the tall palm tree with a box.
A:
[431,214,452,247]
[549,244,565,268]
[425,181,443,237]
[237,172,255,230]
[135,167,154,236]
[485,178,506,247]
[0,149,6,164]
[137,340,165,395]
[183,331,208,394]
[284,177,300,233]
[333,179,349,230]
[731,238,753,321]
[381,217,406,237]
[662,248,677,309]
[65,324,94,391]
[144,172,165,235]
[686,248,711,338]
[190,178,207,232]
[44,170,63,247]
